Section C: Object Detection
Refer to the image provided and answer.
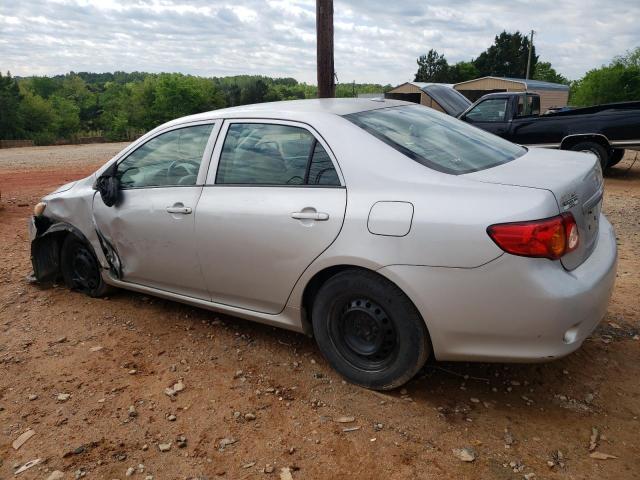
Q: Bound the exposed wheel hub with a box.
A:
[332,298,398,370]
[71,246,99,290]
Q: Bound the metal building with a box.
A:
[384,82,472,116]
[453,77,570,112]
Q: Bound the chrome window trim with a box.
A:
[94,120,221,185]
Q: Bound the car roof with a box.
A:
[165,98,413,126]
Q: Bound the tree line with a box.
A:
[0,73,390,144]
[1,31,638,145]
[414,31,640,107]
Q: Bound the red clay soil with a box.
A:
[0,145,639,479]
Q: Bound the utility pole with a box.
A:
[525,29,535,80]
[316,0,335,98]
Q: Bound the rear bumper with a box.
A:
[379,214,617,362]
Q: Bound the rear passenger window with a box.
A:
[307,142,340,186]
[216,123,340,186]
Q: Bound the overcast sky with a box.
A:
[1,0,638,84]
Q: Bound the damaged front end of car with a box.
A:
[28,174,123,286]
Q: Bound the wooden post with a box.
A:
[316,0,335,98]
[525,30,535,80]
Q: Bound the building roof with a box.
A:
[408,81,455,89]
[454,76,569,91]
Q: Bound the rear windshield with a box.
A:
[344,104,525,174]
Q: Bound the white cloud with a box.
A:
[0,0,638,84]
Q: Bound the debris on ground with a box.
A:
[12,428,35,450]
[452,447,476,462]
[14,458,41,475]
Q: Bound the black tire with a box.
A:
[311,269,431,390]
[569,141,609,170]
[607,148,625,168]
[60,235,110,297]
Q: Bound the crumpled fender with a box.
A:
[30,220,96,283]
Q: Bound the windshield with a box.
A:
[345,104,526,175]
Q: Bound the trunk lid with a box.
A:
[465,147,604,270]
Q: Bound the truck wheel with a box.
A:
[312,269,431,390]
[60,235,111,297]
[569,141,609,170]
[608,149,625,168]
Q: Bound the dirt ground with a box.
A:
[0,143,639,480]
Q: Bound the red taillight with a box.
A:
[487,213,579,260]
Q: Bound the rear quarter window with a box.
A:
[344,104,525,174]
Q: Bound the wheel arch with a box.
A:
[560,133,610,151]
[31,219,93,283]
[300,264,430,341]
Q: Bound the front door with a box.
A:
[195,120,347,314]
[93,123,216,298]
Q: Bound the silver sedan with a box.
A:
[29,99,617,390]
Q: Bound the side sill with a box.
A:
[103,275,305,333]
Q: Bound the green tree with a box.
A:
[613,47,640,68]
[570,63,640,106]
[240,78,269,104]
[414,49,450,82]
[447,61,479,83]
[533,62,569,85]
[474,31,537,78]
[50,95,81,138]
[0,72,22,139]
[17,91,58,144]
[23,76,61,99]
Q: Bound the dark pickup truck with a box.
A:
[457,92,640,168]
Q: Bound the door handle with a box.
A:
[291,211,329,221]
[166,205,192,214]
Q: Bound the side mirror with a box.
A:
[96,174,120,207]
[96,162,120,207]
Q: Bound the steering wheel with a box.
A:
[166,160,198,183]
[286,175,304,185]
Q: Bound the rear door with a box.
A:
[195,120,346,314]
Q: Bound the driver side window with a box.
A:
[118,124,214,188]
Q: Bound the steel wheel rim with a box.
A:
[329,297,399,371]
[70,245,100,291]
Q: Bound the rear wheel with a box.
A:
[569,141,609,170]
[312,270,430,390]
[607,148,625,168]
[60,235,110,297]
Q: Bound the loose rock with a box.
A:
[336,416,355,423]
[280,467,293,480]
[158,442,172,452]
[589,451,617,460]
[452,447,476,462]
[589,427,599,452]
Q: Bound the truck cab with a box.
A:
[458,92,542,139]
[458,92,640,169]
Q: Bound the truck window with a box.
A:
[464,98,508,122]
[516,94,541,117]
